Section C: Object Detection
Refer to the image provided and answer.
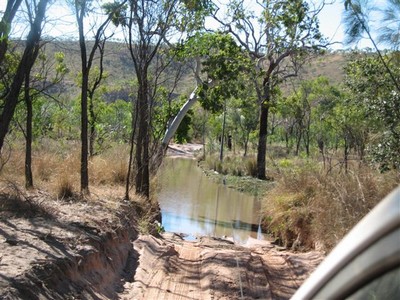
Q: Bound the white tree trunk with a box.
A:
[161,85,199,147]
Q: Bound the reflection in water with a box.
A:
[157,158,263,244]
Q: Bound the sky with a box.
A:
[0,0,373,50]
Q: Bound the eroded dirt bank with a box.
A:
[120,234,324,300]
[0,188,139,300]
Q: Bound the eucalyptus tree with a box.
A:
[72,0,126,195]
[122,0,179,198]
[0,0,49,153]
[212,0,327,179]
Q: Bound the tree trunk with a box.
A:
[344,136,349,174]
[243,132,249,157]
[135,75,150,198]
[76,1,89,195]
[0,0,48,152]
[257,102,269,179]
[162,86,199,148]
[24,72,33,188]
[219,103,226,162]
[89,96,96,157]
[295,127,302,156]
[80,71,90,194]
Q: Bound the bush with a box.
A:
[56,175,75,199]
[261,161,399,252]
[245,156,257,177]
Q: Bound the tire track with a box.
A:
[119,235,324,300]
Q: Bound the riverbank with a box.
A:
[167,143,273,197]
[193,147,399,252]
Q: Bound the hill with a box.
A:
[14,40,350,101]
[46,41,348,96]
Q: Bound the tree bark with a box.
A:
[80,71,90,195]
[0,0,48,152]
[24,72,33,188]
[135,74,150,198]
[257,102,269,179]
[161,86,199,148]
[77,8,90,195]
[219,102,226,162]
[89,97,96,157]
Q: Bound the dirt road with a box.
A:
[119,234,323,300]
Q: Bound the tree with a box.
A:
[121,0,214,199]
[379,0,400,49]
[213,0,326,179]
[344,53,400,171]
[22,50,67,188]
[87,42,107,157]
[162,32,248,150]
[121,0,180,198]
[72,0,125,195]
[0,0,49,153]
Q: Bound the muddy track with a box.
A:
[119,234,323,300]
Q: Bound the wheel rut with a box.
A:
[119,234,323,300]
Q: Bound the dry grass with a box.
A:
[55,174,75,199]
[89,144,129,186]
[0,141,131,201]
[261,159,399,252]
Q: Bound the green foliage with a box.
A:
[175,0,215,32]
[177,32,251,113]
[276,76,343,156]
[343,0,370,45]
[102,1,128,27]
[344,53,400,170]
[152,89,194,143]
[175,109,192,143]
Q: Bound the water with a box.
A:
[157,158,264,244]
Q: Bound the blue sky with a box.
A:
[0,0,371,50]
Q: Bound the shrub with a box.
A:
[56,175,75,199]
[261,162,399,252]
[245,156,257,177]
